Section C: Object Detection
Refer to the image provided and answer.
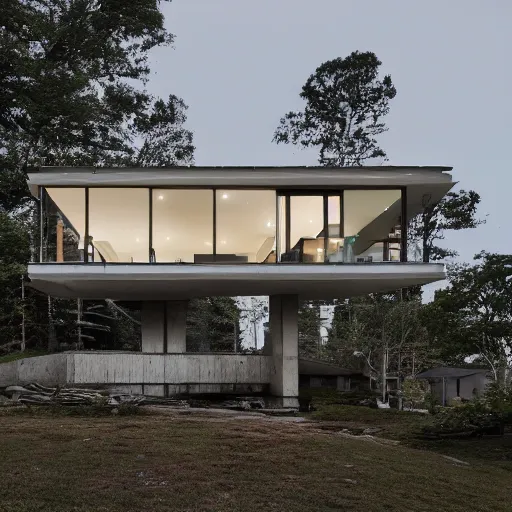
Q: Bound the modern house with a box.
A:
[416,367,491,405]
[22,165,454,407]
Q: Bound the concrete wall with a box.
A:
[0,354,69,387]
[0,352,272,396]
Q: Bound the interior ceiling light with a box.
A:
[158,195,164,200]
[222,193,229,199]
[221,240,227,244]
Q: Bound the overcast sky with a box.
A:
[148,0,511,264]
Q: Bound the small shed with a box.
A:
[416,367,491,405]
[299,359,362,392]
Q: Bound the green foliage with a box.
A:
[424,392,440,414]
[187,297,242,352]
[0,212,30,347]
[0,0,193,354]
[300,387,380,408]
[274,51,396,166]
[409,190,484,262]
[425,385,512,437]
[402,379,427,409]
[0,0,194,210]
[298,300,322,358]
[0,349,47,363]
[425,252,512,378]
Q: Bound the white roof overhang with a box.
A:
[28,262,445,301]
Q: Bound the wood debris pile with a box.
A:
[0,383,187,408]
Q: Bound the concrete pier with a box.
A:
[268,294,299,408]
[141,301,188,354]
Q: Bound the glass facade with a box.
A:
[216,190,276,263]
[39,187,406,264]
[89,189,149,263]
[43,188,85,262]
[152,189,213,263]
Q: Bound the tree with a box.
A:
[426,252,512,385]
[273,51,396,166]
[298,300,322,358]
[0,0,194,210]
[0,212,30,351]
[0,0,194,353]
[325,293,433,401]
[408,189,485,262]
[187,297,242,353]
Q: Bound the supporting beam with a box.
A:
[269,294,299,408]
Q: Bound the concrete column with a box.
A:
[141,302,165,353]
[269,294,299,409]
[166,300,188,353]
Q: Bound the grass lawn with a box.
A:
[0,409,511,512]
[304,391,512,468]
[0,350,48,364]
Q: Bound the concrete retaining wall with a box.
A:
[0,352,272,396]
[0,354,69,387]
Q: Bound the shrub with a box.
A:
[299,388,380,408]
[423,384,512,438]
[402,379,427,410]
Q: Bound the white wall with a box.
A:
[430,373,490,403]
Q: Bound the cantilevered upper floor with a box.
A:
[27,165,453,299]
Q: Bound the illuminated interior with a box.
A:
[43,188,404,264]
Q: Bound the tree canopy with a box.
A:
[0,0,194,209]
[273,51,396,166]
[409,189,485,262]
[425,252,512,383]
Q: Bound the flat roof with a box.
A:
[27,262,445,300]
[416,367,489,379]
[27,165,453,192]
[33,165,453,172]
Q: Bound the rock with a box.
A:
[344,479,357,484]
[441,455,470,466]
[363,427,382,435]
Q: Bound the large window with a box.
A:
[43,188,85,262]
[89,189,149,263]
[40,186,406,264]
[152,190,213,263]
[216,190,276,263]
[289,196,324,263]
[344,189,402,263]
